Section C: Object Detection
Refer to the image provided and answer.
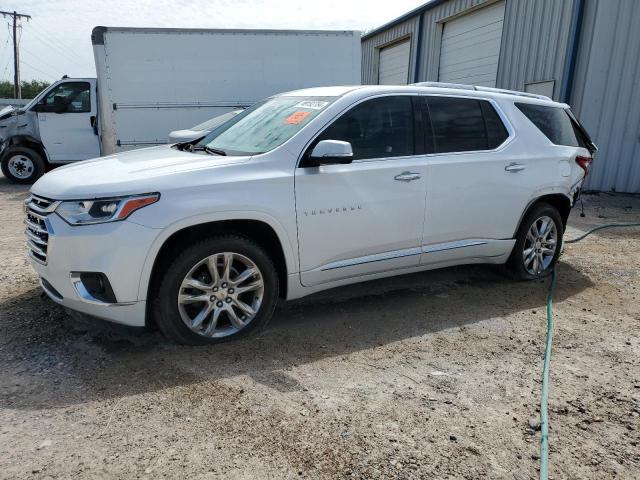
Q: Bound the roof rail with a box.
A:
[410,81,552,101]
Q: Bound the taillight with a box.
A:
[576,155,592,177]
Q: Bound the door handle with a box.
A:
[90,116,98,135]
[505,163,526,172]
[394,171,421,182]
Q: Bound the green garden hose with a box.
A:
[539,222,640,480]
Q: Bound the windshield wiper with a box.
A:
[192,145,227,156]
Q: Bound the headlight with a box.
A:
[56,193,159,225]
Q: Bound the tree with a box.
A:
[0,79,51,99]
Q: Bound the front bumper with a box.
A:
[27,211,159,327]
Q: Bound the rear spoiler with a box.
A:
[566,109,597,154]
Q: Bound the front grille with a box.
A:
[24,195,60,265]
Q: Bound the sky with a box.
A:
[1,0,427,83]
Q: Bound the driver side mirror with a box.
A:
[308,140,353,167]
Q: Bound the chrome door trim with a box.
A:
[313,239,492,273]
[316,247,422,272]
[422,239,488,254]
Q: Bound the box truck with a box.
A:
[0,27,361,183]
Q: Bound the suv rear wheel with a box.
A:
[508,202,563,280]
[153,234,279,345]
[1,146,46,184]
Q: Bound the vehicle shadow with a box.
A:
[0,261,593,410]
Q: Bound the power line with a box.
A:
[20,44,62,76]
[22,20,85,65]
[27,18,85,61]
[19,58,57,81]
[0,9,31,98]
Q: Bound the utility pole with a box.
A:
[0,10,31,99]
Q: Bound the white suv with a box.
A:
[25,83,596,345]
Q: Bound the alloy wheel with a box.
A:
[177,252,264,338]
[523,215,558,275]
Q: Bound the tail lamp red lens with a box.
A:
[576,155,592,177]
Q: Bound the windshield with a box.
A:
[197,96,336,155]
[191,109,243,132]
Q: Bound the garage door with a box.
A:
[438,1,505,87]
[378,39,411,85]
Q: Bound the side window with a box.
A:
[316,96,414,160]
[481,101,509,149]
[515,103,580,147]
[427,97,488,153]
[40,82,91,113]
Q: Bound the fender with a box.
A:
[512,186,573,238]
[135,209,299,301]
[2,135,51,163]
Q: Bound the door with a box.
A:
[378,40,411,85]
[438,1,505,87]
[295,95,428,287]
[36,79,100,162]
[421,95,525,262]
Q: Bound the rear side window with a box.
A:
[481,101,509,149]
[427,97,508,153]
[316,96,414,160]
[515,103,581,147]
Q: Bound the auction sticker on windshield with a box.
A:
[295,100,329,110]
[284,111,311,125]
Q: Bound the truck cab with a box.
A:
[0,77,100,183]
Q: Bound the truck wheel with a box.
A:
[1,146,46,184]
[508,202,563,280]
[153,234,279,345]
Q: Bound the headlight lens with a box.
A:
[56,193,159,225]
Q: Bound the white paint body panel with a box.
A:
[378,39,411,85]
[36,78,101,162]
[29,85,587,327]
[438,1,506,87]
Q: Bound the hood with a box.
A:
[31,145,251,200]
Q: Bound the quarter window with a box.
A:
[316,96,414,160]
[515,103,581,147]
[427,97,507,153]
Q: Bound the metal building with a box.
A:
[361,0,640,193]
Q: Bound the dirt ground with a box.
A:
[0,175,638,480]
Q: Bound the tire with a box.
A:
[1,146,46,184]
[152,234,279,345]
[508,202,564,280]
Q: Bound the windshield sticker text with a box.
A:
[295,101,329,110]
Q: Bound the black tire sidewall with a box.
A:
[1,146,46,184]
[509,203,564,280]
[153,235,279,345]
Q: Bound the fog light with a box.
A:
[74,272,117,303]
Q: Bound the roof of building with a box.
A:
[362,0,448,41]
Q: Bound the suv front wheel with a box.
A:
[508,202,563,280]
[153,234,279,345]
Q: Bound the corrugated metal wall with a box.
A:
[361,17,420,84]
[571,0,640,193]
[363,0,574,99]
[362,0,640,192]
[496,0,574,98]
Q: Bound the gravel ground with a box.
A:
[0,175,638,479]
